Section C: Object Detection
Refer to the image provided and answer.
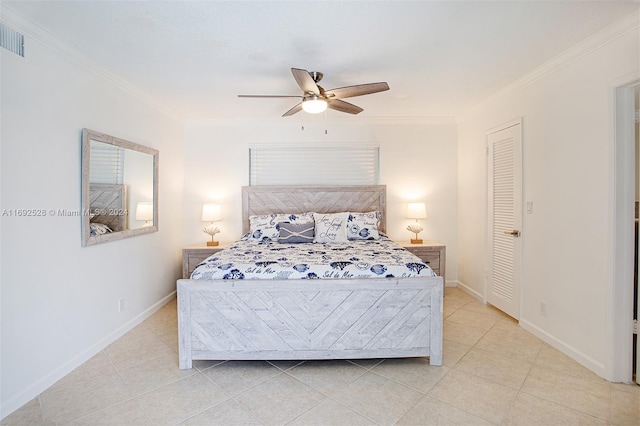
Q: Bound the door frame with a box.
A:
[611,79,639,383]
[485,118,523,319]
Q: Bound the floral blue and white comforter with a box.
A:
[190,236,436,280]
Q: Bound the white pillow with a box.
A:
[313,212,349,243]
[347,211,381,240]
[249,213,314,242]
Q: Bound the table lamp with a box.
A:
[406,202,427,244]
[202,203,222,246]
[135,202,153,227]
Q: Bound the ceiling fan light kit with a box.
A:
[301,96,327,114]
[239,67,389,117]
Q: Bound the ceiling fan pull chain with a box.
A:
[325,110,328,135]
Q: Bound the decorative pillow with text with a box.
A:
[313,212,349,243]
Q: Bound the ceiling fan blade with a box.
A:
[325,82,389,99]
[291,68,320,95]
[238,95,302,98]
[282,102,303,117]
[327,99,364,115]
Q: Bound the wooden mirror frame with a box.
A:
[81,128,159,247]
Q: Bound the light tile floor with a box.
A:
[3,287,640,425]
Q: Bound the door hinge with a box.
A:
[634,319,638,335]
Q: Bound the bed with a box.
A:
[88,183,128,234]
[177,185,443,368]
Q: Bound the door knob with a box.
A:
[503,230,521,237]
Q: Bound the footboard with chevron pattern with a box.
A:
[177,276,443,368]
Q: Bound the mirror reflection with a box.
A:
[82,129,158,246]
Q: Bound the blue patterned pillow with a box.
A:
[347,211,381,240]
[249,212,314,242]
[89,222,113,236]
[278,222,314,243]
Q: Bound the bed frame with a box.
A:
[177,185,443,368]
[89,183,128,232]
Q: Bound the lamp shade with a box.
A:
[135,202,153,221]
[406,202,427,220]
[201,203,222,222]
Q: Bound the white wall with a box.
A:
[0,21,184,416]
[457,18,639,378]
[183,118,458,282]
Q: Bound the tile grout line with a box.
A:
[480,320,541,425]
[198,362,285,399]
[168,369,237,425]
[510,340,613,424]
[280,367,377,426]
[70,354,208,425]
[61,349,143,425]
[178,369,266,426]
[39,350,131,424]
[325,394,383,426]
[365,364,446,396]
[434,316,522,425]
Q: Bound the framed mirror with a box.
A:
[81,128,158,246]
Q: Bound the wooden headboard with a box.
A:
[242,185,387,233]
[89,183,128,232]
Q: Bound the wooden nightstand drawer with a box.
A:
[422,252,440,271]
[182,243,231,279]
[406,248,440,271]
[397,241,446,285]
[187,251,213,269]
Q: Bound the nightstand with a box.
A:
[398,241,446,284]
[182,242,231,279]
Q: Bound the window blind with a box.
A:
[249,146,379,186]
[90,143,124,184]
[0,22,24,57]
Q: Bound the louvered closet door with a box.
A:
[487,122,522,319]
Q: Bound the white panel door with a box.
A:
[487,122,522,319]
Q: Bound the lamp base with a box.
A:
[206,241,219,247]
[410,238,423,244]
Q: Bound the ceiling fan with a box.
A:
[238,68,390,117]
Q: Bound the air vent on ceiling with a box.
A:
[0,22,24,57]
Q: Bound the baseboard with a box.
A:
[0,291,176,420]
[447,279,608,380]
[453,280,484,302]
[519,318,607,379]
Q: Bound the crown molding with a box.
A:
[1,5,186,122]
[185,115,456,126]
[458,11,640,121]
